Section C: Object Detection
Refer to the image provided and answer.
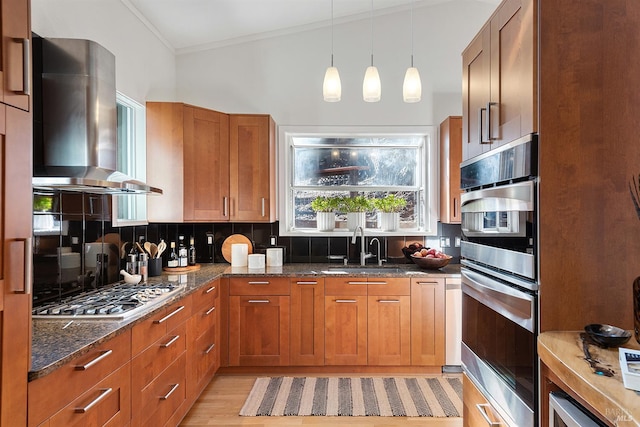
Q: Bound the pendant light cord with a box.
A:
[370,0,374,66]
[410,0,414,67]
[330,0,334,67]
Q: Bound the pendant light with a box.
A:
[363,0,381,102]
[323,0,341,102]
[403,0,422,102]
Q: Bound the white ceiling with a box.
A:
[122,0,499,54]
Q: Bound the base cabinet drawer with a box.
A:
[48,363,131,427]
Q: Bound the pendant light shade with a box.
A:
[363,0,381,102]
[323,63,342,102]
[403,64,421,103]
[404,0,421,102]
[323,0,341,102]
[363,63,381,102]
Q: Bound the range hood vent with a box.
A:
[32,37,162,195]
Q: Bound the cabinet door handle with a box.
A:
[453,197,458,218]
[205,286,216,294]
[204,343,216,354]
[20,38,30,96]
[335,299,357,303]
[476,403,502,426]
[248,299,270,303]
[347,281,368,285]
[74,388,113,413]
[223,197,228,217]
[261,197,266,217]
[160,335,180,348]
[204,306,216,315]
[160,383,180,400]
[248,281,270,285]
[74,349,113,371]
[367,281,387,285]
[478,107,486,144]
[486,101,497,142]
[153,305,185,324]
[296,281,318,285]
[13,237,33,294]
[377,299,400,303]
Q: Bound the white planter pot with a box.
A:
[379,212,400,231]
[316,212,335,231]
[347,212,366,230]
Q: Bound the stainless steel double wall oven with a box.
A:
[460,134,539,427]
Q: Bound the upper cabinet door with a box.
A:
[183,105,230,222]
[1,0,31,111]
[229,114,276,222]
[488,0,535,146]
[462,23,490,161]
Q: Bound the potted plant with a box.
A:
[311,196,339,231]
[338,195,373,230]
[373,194,406,231]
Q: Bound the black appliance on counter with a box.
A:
[459,134,539,427]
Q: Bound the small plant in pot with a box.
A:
[338,195,374,230]
[373,194,406,231]
[311,196,339,231]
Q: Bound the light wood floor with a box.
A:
[180,375,464,426]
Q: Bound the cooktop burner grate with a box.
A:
[32,282,183,320]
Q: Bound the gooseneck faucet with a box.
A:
[351,226,373,266]
[369,237,386,266]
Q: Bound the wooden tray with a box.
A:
[163,264,201,272]
[221,234,253,263]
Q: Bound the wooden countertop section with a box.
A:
[538,331,640,426]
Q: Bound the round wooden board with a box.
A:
[221,234,253,263]
[163,264,201,272]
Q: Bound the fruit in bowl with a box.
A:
[410,248,452,269]
[401,242,427,261]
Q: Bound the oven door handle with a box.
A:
[460,180,534,213]
[462,268,535,333]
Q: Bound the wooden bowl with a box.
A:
[410,254,452,270]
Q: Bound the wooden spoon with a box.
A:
[149,243,158,259]
[144,241,152,255]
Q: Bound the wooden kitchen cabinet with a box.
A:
[324,277,368,365]
[228,277,290,366]
[186,279,220,402]
[290,277,325,365]
[1,0,31,111]
[229,114,277,222]
[367,278,411,366]
[410,277,445,366]
[439,116,462,223]
[462,0,535,160]
[28,330,132,427]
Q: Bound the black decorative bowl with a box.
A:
[584,324,631,348]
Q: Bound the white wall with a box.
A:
[176,0,495,127]
[31,0,177,104]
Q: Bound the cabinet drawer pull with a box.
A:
[335,299,357,303]
[161,335,180,348]
[296,281,318,285]
[74,350,113,371]
[416,281,437,286]
[248,299,270,303]
[205,306,216,315]
[74,388,113,413]
[378,299,400,303]
[160,383,179,400]
[347,281,368,285]
[205,286,216,294]
[248,281,270,285]
[261,197,266,217]
[476,403,502,426]
[153,305,185,324]
[204,343,216,354]
[367,281,387,285]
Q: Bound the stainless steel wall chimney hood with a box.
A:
[32,38,162,195]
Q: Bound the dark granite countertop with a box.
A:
[30,262,460,381]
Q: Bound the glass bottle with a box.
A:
[178,235,188,267]
[188,236,196,266]
[167,241,179,268]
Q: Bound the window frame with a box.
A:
[278,125,438,236]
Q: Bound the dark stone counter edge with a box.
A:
[29,262,461,381]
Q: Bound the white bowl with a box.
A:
[120,269,142,284]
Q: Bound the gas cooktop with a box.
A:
[32,282,183,320]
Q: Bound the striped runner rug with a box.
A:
[239,376,463,417]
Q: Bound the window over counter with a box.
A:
[278,126,437,236]
[112,92,147,226]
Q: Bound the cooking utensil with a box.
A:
[221,234,253,263]
[156,240,167,258]
[135,242,145,254]
[144,241,152,255]
[149,243,158,259]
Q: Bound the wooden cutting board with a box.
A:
[221,234,253,263]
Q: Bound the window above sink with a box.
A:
[278,126,438,237]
